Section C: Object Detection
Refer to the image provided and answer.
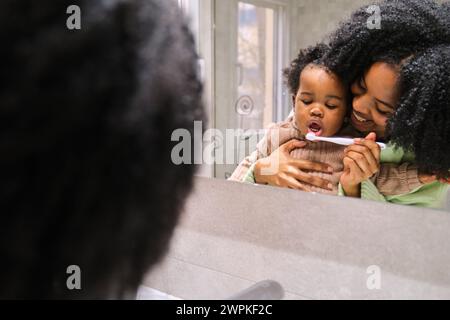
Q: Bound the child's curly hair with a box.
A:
[284,43,330,96]
[324,0,450,177]
[284,43,352,120]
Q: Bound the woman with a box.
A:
[231,0,450,207]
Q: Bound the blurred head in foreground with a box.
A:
[0,0,204,299]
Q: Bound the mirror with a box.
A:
[178,0,450,211]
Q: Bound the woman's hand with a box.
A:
[254,139,334,191]
[340,132,381,197]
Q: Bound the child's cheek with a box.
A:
[325,112,345,136]
[294,107,307,131]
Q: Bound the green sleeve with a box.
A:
[374,144,449,208]
[338,182,387,202]
[337,183,346,197]
[361,179,448,209]
[242,163,257,184]
[360,180,389,203]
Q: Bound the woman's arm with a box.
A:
[360,179,449,209]
[253,139,334,191]
[338,133,450,208]
[340,133,381,197]
[234,139,334,191]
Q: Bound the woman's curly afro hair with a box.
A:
[0,0,205,299]
[324,0,450,177]
[324,0,449,85]
[389,44,450,177]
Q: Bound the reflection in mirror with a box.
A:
[236,2,275,130]
[180,0,450,210]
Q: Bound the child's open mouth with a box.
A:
[307,120,323,136]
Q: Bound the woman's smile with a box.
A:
[352,111,369,122]
[351,110,375,132]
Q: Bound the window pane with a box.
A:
[237,2,275,130]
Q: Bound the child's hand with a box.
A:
[340,133,381,197]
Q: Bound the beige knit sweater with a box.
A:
[229,117,423,196]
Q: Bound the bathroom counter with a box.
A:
[144,177,450,299]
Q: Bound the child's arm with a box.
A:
[227,150,259,182]
[228,133,270,182]
[365,163,449,208]
[373,163,423,196]
[229,122,288,182]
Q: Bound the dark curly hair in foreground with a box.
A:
[440,2,450,29]
[0,0,205,299]
[324,0,450,177]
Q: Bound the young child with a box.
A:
[230,44,430,199]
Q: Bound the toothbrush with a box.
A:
[305,133,387,150]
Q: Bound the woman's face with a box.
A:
[350,62,400,139]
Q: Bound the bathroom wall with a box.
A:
[290,0,374,56]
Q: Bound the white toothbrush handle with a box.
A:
[377,142,387,150]
[324,137,354,146]
[307,134,387,150]
[325,137,387,150]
